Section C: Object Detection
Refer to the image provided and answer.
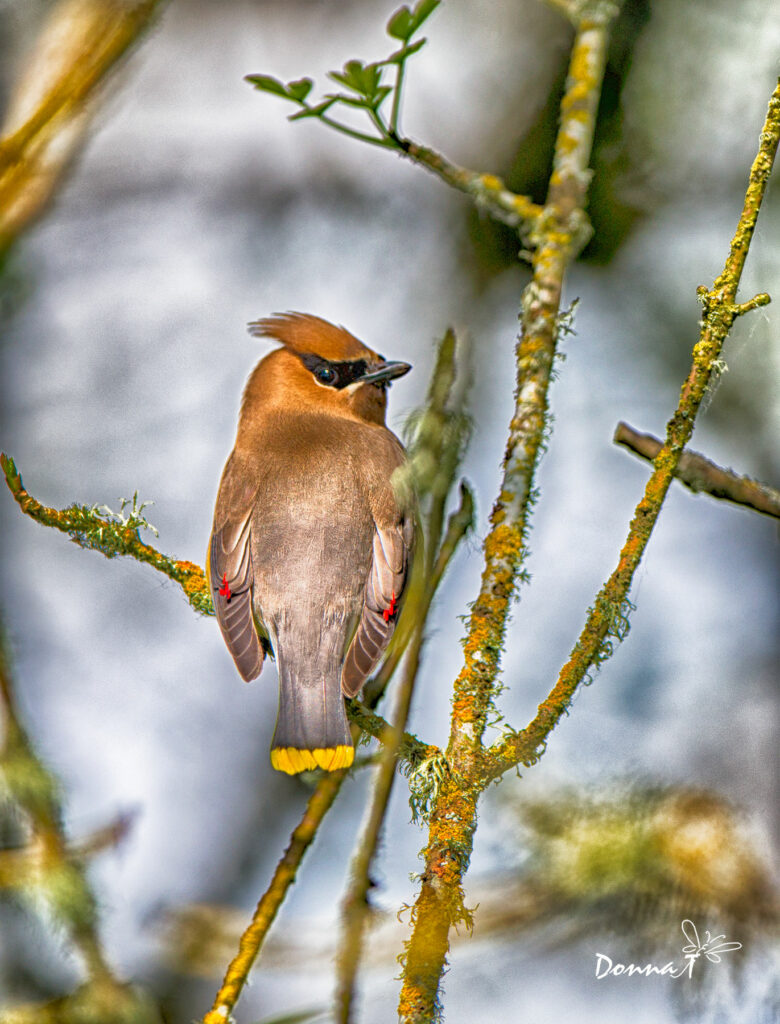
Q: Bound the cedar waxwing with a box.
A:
[208,313,413,775]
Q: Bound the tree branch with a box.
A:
[395,138,543,238]
[614,420,780,520]
[1,453,213,614]
[201,768,345,1024]
[398,8,618,1020]
[485,78,780,782]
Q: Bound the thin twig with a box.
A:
[317,113,395,148]
[395,137,543,238]
[614,421,780,520]
[0,812,134,889]
[201,768,346,1024]
[334,618,427,1024]
[486,79,780,781]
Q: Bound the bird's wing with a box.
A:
[208,453,266,682]
[340,510,414,698]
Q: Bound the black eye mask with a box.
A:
[299,353,370,390]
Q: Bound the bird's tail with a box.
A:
[270,621,353,774]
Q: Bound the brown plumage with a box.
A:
[208,313,413,774]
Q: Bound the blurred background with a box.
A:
[0,0,778,1021]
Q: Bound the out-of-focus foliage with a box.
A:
[498,783,777,949]
[0,634,161,1023]
[0,980,162,1024]
[0,0,163,255]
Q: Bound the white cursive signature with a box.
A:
[595,919,742,980]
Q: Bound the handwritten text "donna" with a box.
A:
[595,954,678,979]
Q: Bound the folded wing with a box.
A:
[340,512,414,698]
[208,454,265,681]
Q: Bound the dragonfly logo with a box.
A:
[595,920,742,980]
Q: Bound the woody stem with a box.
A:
[398,8,618,1020]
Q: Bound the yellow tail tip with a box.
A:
[271,745,354,774]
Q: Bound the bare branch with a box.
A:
[614,421,780,521]
[395,139,543,238]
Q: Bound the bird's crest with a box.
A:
[249,312,375,362]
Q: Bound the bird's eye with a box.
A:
[314,365,338,385]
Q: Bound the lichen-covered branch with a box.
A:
[0,0,165,254]
[398,9,618,1021]
[614,421,780,521]
[1,453,213,615]
[485,78,780,782]
[396,139,543,237]
[201,768,346,1024]
[345,701,437,765]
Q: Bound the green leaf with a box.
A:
[362,62,383,97]
[286,77,314,103]
[328,60,384,101]
[328,61,363,93]
[387,6,414,40]
[409,0,441,35]
[244,73,291,98]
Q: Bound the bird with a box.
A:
[207,312,414,775]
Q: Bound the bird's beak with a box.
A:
[358,360,412,386]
